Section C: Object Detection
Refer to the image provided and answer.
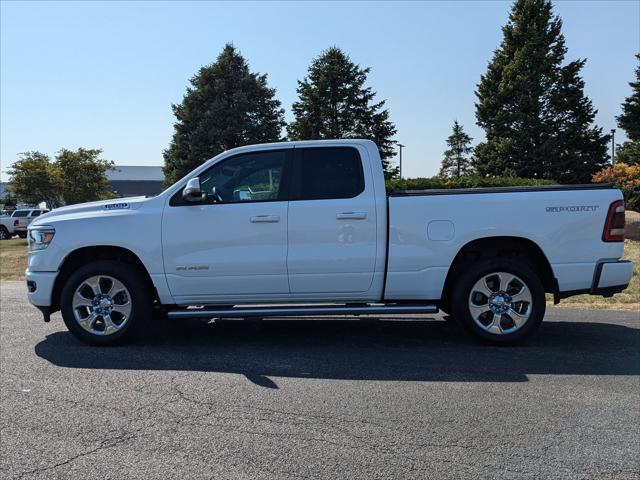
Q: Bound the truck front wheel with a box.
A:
[60,260,152,345]
[450,258,545,345]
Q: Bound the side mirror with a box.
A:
[182,177,203,203]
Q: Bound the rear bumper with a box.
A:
[25,270,57,307]
[558,260,633,300]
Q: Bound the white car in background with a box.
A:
[0,209,48,240]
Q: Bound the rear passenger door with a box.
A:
[287,146,378,295]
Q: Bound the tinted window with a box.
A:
[12,211,29,217]
[197,150,287,204]
[31,211,41,217]
[297,148,364,200]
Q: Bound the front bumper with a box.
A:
[25,270,57,307]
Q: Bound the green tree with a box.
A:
[439,121,474,178]
[615,53,640,165]
[287,47,398,179]
[615,141,639,165]
[474,0,609,183]
[163,44,285,185]
[7,152,63,208]
[55,148,114,204]
[617,53,640,141]
[0,192,18,207]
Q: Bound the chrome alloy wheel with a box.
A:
[468,271,533,335]
[71,275,132,335]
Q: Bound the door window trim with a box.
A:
[169,148,293,207]
[290,146,365,201]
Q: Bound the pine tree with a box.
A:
[439,121,474,178]
[615,53,640,165]
[163,44,285,185]
[617,53,640,142]
[287,47,398,179]
[474,0,609,183]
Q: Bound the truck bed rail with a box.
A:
[388,183,613,197]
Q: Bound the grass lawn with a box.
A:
[1,237,638,309]
[0,238,28,281]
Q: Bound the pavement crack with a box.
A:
[13,430,139,479]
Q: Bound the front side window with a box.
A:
[296,147,364,200]
[31,211,41,217]
[196,150,287,204]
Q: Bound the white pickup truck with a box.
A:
[1,208,48,240]
[26,140,633,345]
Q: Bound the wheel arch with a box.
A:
[51,245,158,312]
[440,236,556,311]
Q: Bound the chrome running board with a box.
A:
[166,304,438,320]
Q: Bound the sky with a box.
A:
[1,0,638,181]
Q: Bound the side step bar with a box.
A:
[167,304,438,320]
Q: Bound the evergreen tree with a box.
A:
[163,44,285,185]
[614,53,640,165]
[439,121,474,178]
[288,47,398,178]
[474,0,609,183]
[615,141,639,165]
[617,53,640,141]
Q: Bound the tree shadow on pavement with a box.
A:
[34,316,640,387]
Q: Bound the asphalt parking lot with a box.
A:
[1,281,638,479]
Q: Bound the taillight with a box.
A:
[602,200,625,242]
[13,220,18,226]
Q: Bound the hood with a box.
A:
[33,197,148,224]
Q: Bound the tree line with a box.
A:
[164,0,638,186]
[5,149,114,208]
[162,44,398,184]
[441,0,638,183]
[5,0,638,208]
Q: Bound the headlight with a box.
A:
[28,226,55,251]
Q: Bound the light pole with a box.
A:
[397,143,405,179]
[610,129,616,164]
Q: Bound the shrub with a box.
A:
[386,176,556,192]
[592,163,640,211]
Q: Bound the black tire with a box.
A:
[0,226,9,240]
[17,231,27,239]
[60,260,152,345]
[450,258,545,345]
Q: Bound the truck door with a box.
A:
[161,148,292,302]
[287,146,378,295]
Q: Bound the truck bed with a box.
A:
[384,183,624,300]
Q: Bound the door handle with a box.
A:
[250,215,280,223]
[336,211,367,220]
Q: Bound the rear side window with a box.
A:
[296,147,364,200]
[12,211,29,217]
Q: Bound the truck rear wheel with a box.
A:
[0,226,9,240]
[60,260,152,345]
[450,258,545,345]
